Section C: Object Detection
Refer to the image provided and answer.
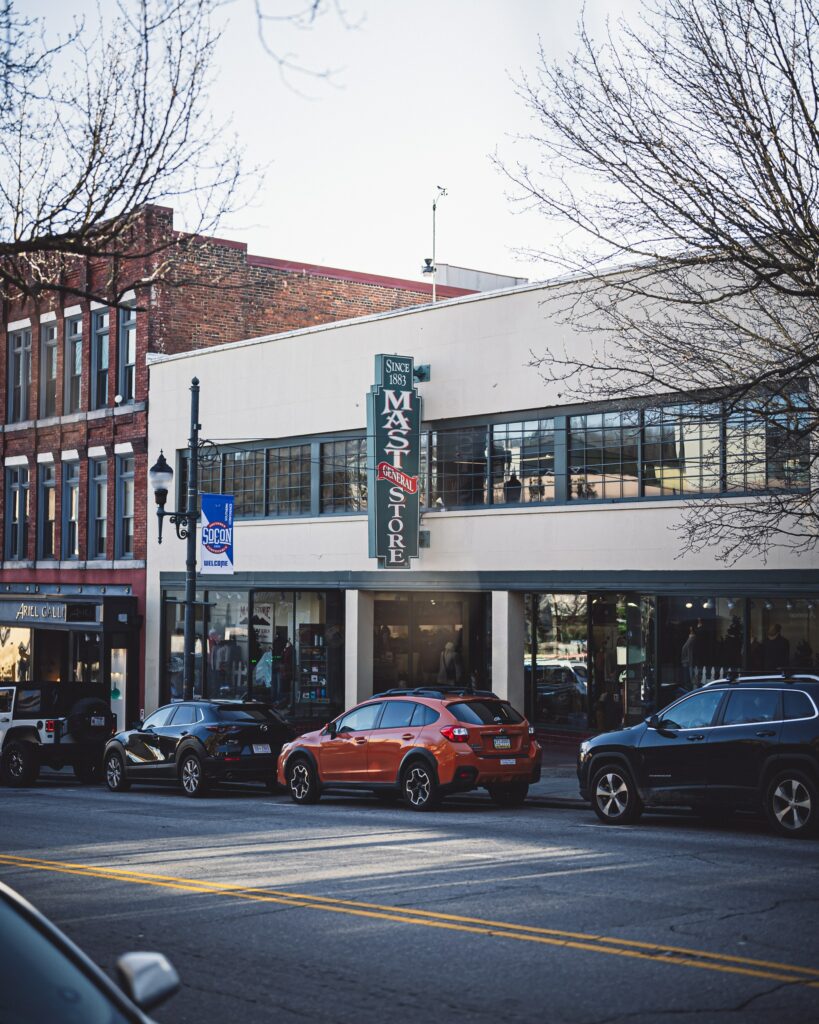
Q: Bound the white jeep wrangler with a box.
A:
[0,684,114,786]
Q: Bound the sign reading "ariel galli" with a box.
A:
[367,354,421,569]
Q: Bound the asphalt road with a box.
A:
[1,775,818,1024]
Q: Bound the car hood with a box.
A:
[588,721,647,748]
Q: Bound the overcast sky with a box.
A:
[34,0,638,285]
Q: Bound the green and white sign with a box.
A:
[367,355,421,569]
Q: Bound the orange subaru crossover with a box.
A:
[276,688,542,810]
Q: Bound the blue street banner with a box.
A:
[200,494,235,575]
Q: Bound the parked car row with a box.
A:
[3,676,819,837]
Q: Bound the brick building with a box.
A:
[0,205,471,730]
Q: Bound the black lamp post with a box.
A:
[149,377,201,701]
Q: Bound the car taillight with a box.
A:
[45,720,56,733]
[440,725,470,743]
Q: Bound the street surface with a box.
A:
[1,770,818,1024]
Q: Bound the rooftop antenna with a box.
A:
[421,186,447,302]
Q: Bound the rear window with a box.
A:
[216,705,283,723]
[448,700,523,725]
[784,690,816,720]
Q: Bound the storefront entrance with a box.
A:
[373,592,488,692]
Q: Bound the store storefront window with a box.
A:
[373,593,485,691]
[162,589,205,700]
[748,598,818,674]
[208,591,249,699]
[525,594,589,730]
[0,628,32,683]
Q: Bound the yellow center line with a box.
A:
[1,853,817,987]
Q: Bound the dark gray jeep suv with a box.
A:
[578,675,819,838]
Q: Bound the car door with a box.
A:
[319,702,383,783]
[124,705,176,777]
[161,704,200,774]
[706,688,782,808]
[365,701,421,783]
[637,688,725,804]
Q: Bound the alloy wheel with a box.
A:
[8,750,24,780]
[772,778,812,832]
[290,763,311,801]
[181,757,200,795]
[404,766,431,807]
[596,772,629,819]
[106,756,122,789]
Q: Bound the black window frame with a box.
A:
[115,455,135,559]
[5,466,30,561]
[64,315,83,414]
[320,437,368,513]
[88,457,108,560]
[37,463,57,561]
[90,309,110,410]
[61,461,80,560]
[39,322,58,419]
[117,304,136,403]
[7,328,32,424]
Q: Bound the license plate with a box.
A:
[493,736,512,750]
[252,744,271,755]
[500,759,516,766]
[91,716,106,727]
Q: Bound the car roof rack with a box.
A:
[373,687,500,700]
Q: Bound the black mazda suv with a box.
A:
[578,675,819,838]
[104,700,294,797]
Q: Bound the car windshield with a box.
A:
[0,895,133,1024]
[448,700,523,725]
[216,706,281,723]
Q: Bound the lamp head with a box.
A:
[149,451,173,509]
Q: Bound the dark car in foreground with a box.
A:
[578,674,819,838]
[104,700,294,797]
[278,687,542,810]
[0,879,179,1023]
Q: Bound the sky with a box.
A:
[32,0,638,285]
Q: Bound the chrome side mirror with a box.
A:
[116,952,180,1011]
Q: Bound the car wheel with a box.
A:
[764,770,818,838]
[74,757,102,785]
[287,758,320,804]
[488,782,529,808]
[179,753,209,798]
[402,761,440,811]
[104,751,131,792]
[590,763,643,825]
[1,741,39,787]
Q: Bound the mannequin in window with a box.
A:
[438,640,462,684]
[503,470,522,503]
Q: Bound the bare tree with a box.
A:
[502,0,819,562]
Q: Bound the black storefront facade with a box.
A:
[0,584,141,730]
[156,569,817,737]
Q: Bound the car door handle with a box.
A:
[756,730,775,737]
[354,737,367,744]
[402,733,414,740]
[686,734,705,742]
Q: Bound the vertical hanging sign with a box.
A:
[200,493,235,574]
[367,355,421,569]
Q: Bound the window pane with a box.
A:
[377,700,416,729]
[660,690,723,729]
[320,439,367,513]
[267,445,311,516]
[223,450,264,517]
[429,426,487,507]
[722,689,779,725]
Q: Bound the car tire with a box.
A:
[104,751,131,792]
[74,756,102,785]
[1,740,39,787]
[764,769,819,839]
[590,763,643,825]
[488,782,529,808]
[179,752,209,798]
[402,760,440,811]
[287,757,320,804]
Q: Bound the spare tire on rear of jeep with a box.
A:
[66,698,115,742]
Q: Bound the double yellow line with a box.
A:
[2,852,818,987]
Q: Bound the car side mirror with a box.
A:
[648,714,660,729]
[116,952,180,1012]
[326,720,337,738]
